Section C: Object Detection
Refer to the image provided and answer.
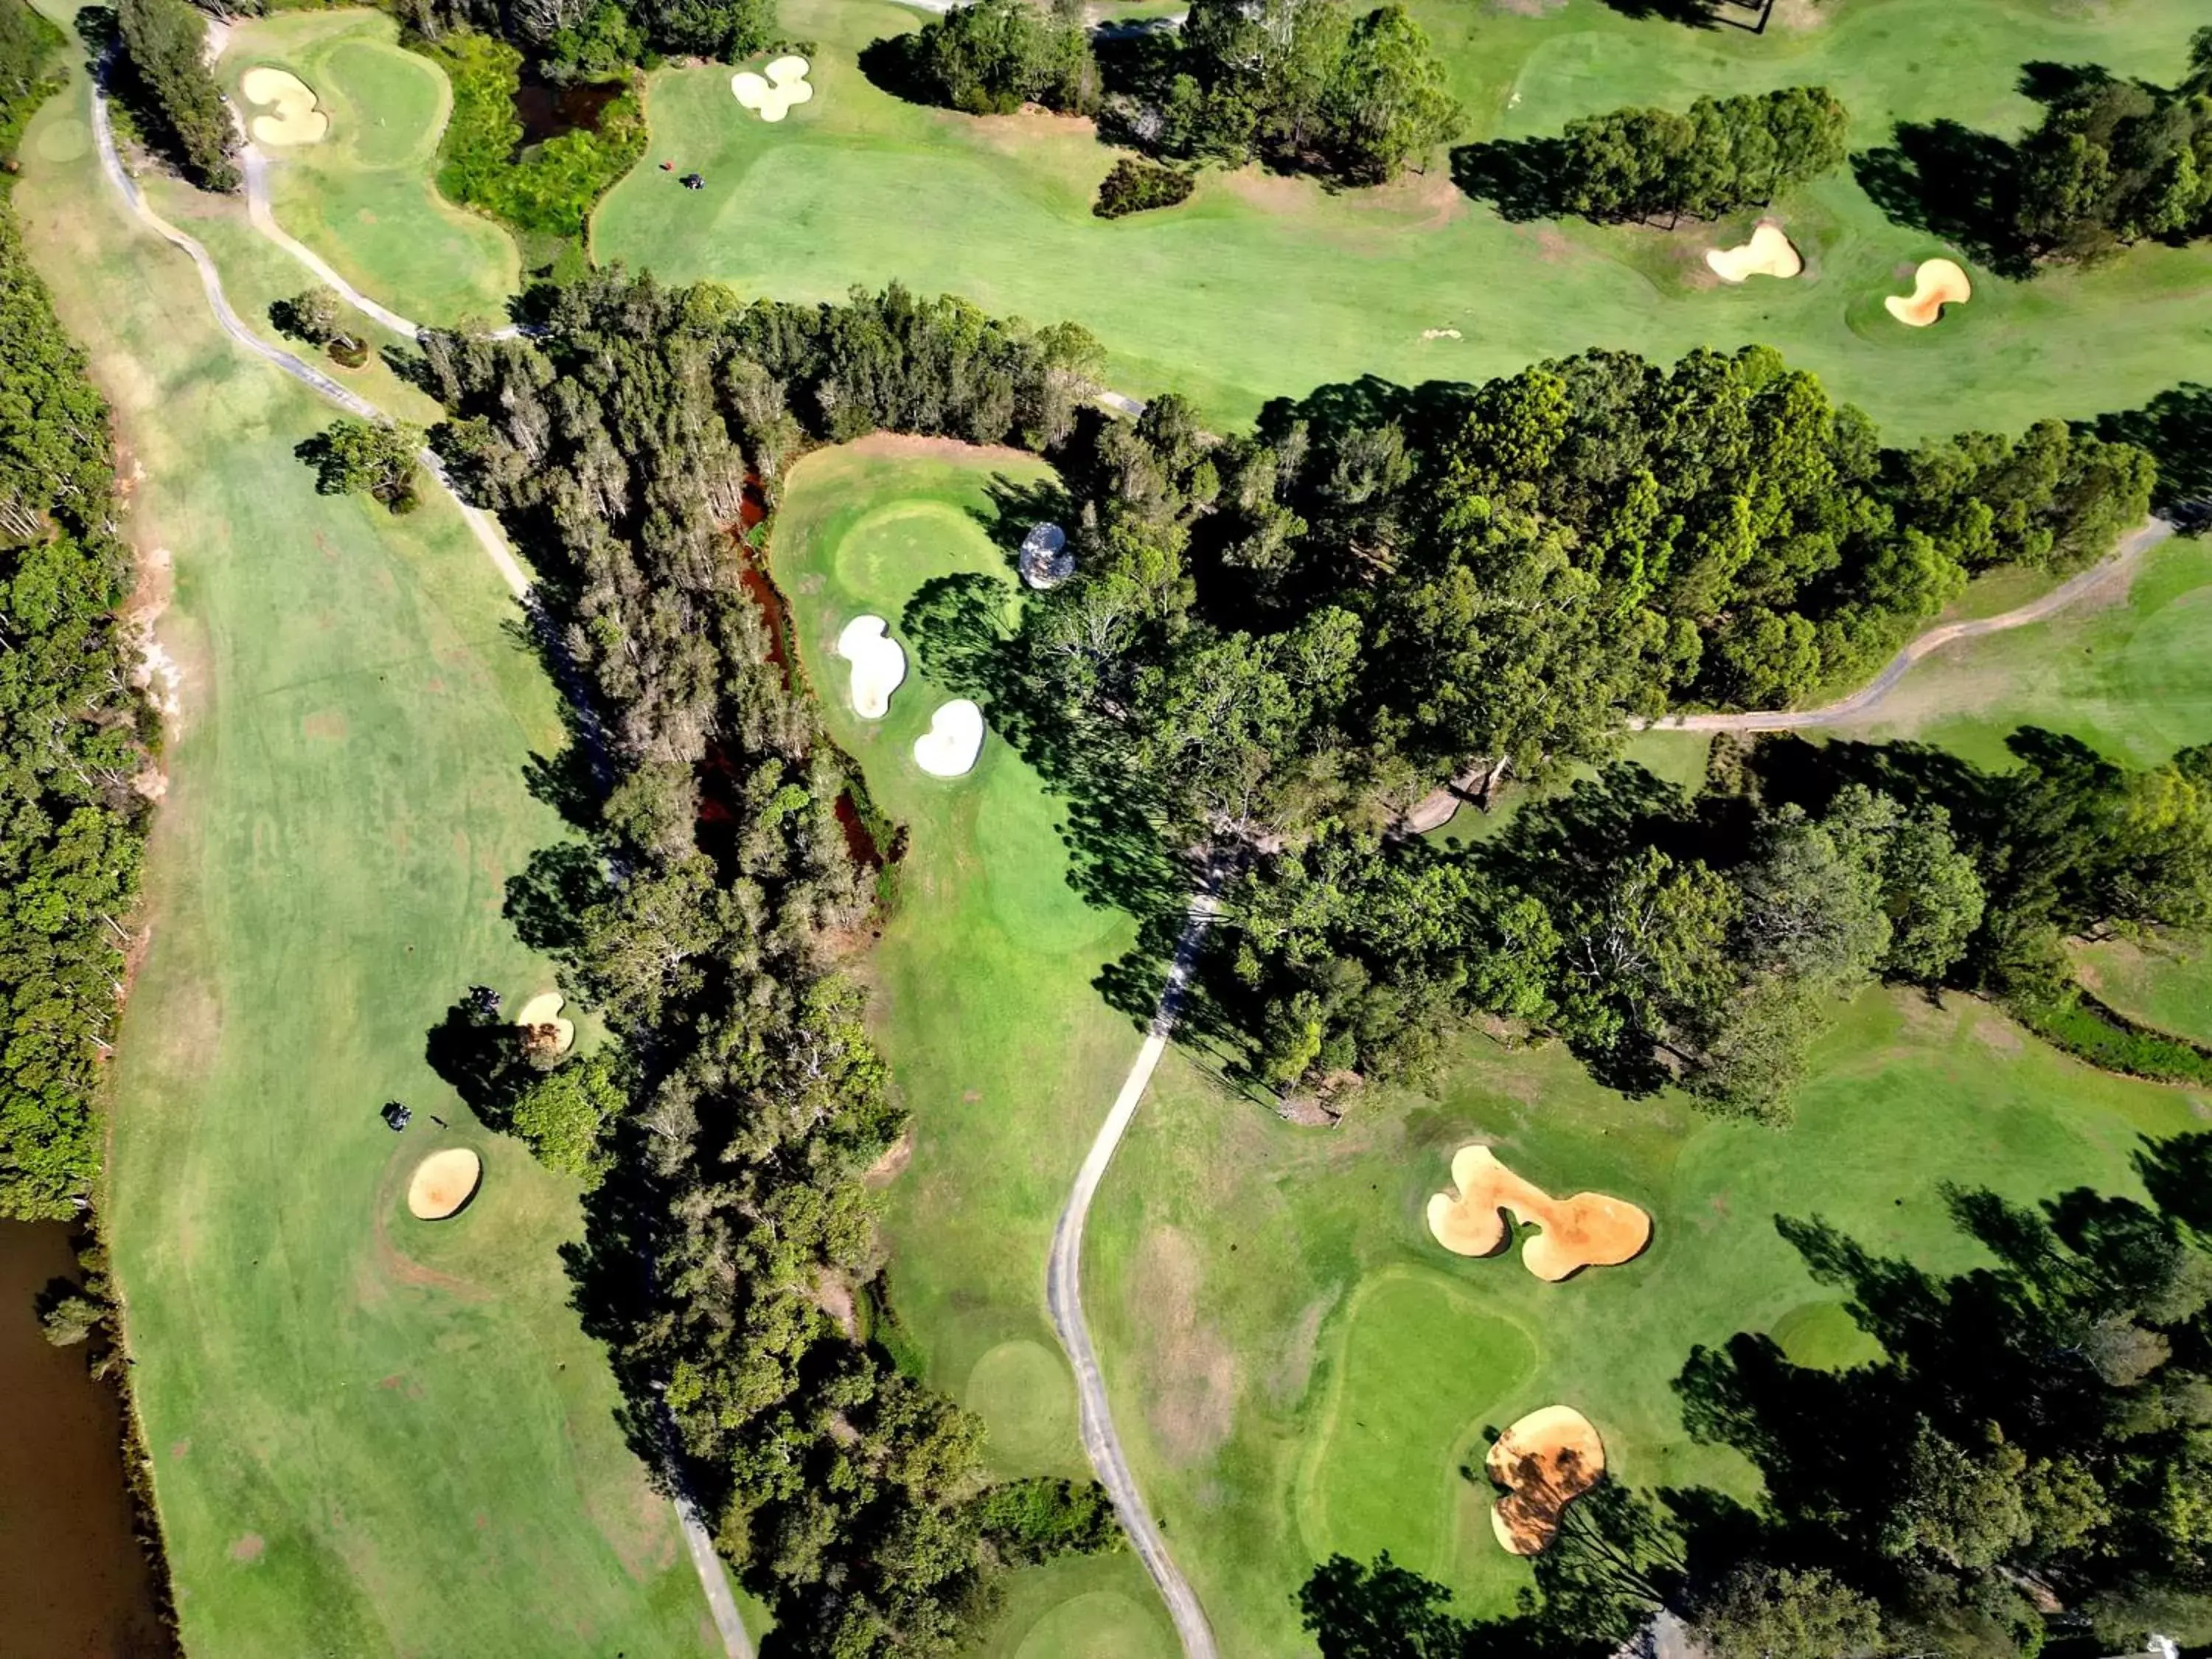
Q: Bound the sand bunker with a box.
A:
[406,1148,482,1220]
[1425,1144,1650,1281]
[1705,221,1802,283]
[731,55,813,122]
[514,991,574,1057]
[1885,258,1972,327]
[1487,1405,1606,1555]
[240,66,328,146]
[836,615,906,720]
[914,700,984,778]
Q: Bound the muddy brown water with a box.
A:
[0,1220,170,1657]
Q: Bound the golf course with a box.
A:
[9,0,2212,1649]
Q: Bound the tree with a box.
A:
[877,0,1096,116]
[300,417,424,510]
[116,0,240,191]
[1691,1564,1882,1659]
[1316,4,1460,183]
[508,1049,625,1182]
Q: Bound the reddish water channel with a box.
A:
[0,1221,170,1656]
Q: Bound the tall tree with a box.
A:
[116,0,239,192]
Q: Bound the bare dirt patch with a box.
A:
[864,1127,914,1188]
[1127,1225,1236,1465]
[842,431,1034,467]
[1486,1405,1604,1555]
[1426,1144,1651,1280]
[228,1533,265,1563]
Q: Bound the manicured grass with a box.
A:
[765,441,1175,1659]
[218,10,518,325]
[1293,1270,1535,1586]
[595,0,2212,431]
[13,65,711,1658]
[1085,989,2205,1655]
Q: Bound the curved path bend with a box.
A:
[1407,515,2175,834]
[1046,878,1222,1659]
[88,73,748,1659]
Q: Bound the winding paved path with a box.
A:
[1405,515,2176,833]
[87,72,750,1659]
[1046,877,1222,1659]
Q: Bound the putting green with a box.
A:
[596,0,2212,432]
[218,11,518,326]
[1295,1271,1537,1582]
[1770,1300,1885,1371]
[967,1340,1080,1476]
[1012,1590,1172,1659]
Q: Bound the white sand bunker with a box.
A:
[514,991,574,1058]
[836,615,906,720]
[1705,221,1801,283]
[241,66,329,146]
[406,1148,482,1220]
[914,700,984,778]
[1885,258,1972,327]
[732,55,813,122]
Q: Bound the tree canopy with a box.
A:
[114,0,239,192]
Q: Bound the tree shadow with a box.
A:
[1590,0,1775,28]
[1850,119,2033,277]
[2085,383,2212,529]
[1449,136,1581,222]
[2135,1130,2212,1238]
[422,986,535,1124]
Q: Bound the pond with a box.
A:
[0,1220,171,1656]
[509,72,623,157]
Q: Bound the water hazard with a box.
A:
[509,73,622,157]
[0,1220,170,1656]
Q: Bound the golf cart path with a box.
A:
[1405,515,2174,834]
[87,72,751,1659]
[1046,879,1222,1659]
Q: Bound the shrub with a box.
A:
[1093,156,1194,219]
[972,1478,1122,1564]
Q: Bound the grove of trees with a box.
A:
[1459,86,1851,223]
[418,279,1121,1656]
[1303,1136,2212,1657]
[0,4,156,1220]
[114,0,239,192]
[872,0,1464,189]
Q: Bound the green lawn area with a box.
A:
[1085,989,2208,1656]
[13,65,712,1659]
[765,442,1177,1659]
[218,10,518,326]
[595,0,2212,431]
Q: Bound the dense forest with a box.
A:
[1304,1136,2212,1657]
[417,281,1119,1657]
[1458,86,1851,224]
[0,0,156,1222]
[111,0,238,191]
[872,0,1464,188]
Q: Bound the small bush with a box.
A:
[973,1477,1122,1564]
[1093,156,1193,220]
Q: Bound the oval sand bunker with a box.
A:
[514,991,575,1057]
[1885,257,1972,327]
[406,1148,482,1220]
[1705,221,1801,283]
[914,700,984,778]
[1425,1144,1650,1280]
[1487,1405,1605,1555]
[241,66,329,146]
[836,616,906,720]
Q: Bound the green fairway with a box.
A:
[766,442,1175,1659]
[13,68,709,1658]
[1085,988,2205,1655]
[595,0,2212,431]
[218,10,518,325]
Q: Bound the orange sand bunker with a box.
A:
[1425,1144,1650,1280]
[1884,257,1972,327]
[1487,1405,1606,1555]
[1705,221,1802,283]
[406,1148,482,1220]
